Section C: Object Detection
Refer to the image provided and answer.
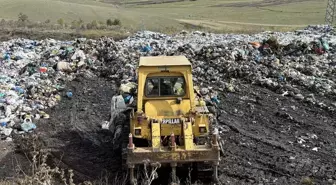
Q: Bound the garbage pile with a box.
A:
[0,38,94,140]
[91,25,336,111]
[1,25,336,141]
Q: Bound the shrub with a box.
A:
[57,18,64,26]
[86,22,93,29]
[0,19,6,25]
[69,19,84,29]
[7,20,15,26]
[99,24,107,29]
[81,24,86,30]
[86,20,100,29]
[112,18,121,26]
[71,20,79,29]
[78,18,84,25]
[106,18,113,26]
[18,13,28,22]
[91,20,98,29]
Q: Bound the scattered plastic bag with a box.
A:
[2,128,13,136]
[71,50,86,61]
[57,61,72,71]
[21,121,36,132]
[120,82,137,94]
[66,91,73,98]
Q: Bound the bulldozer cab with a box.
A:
[135,56,200,139]
[136,55,195,108]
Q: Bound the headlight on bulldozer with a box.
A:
[135,128,141,136]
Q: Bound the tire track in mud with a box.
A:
[217,85,336,184]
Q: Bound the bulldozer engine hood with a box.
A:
[144,99,190,119]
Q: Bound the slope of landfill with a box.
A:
[1,25,336,184]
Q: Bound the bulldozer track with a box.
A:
[121,112,130,172]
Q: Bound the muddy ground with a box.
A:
[2,70,335,185]
[217,85,336,184]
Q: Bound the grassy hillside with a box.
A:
[0,0,329,35]
[0,0,124,22]
[129,0,326,24]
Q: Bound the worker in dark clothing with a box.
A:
[160,79,172,95]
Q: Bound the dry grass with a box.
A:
[0,135,110,185]
[127,0,327,25]
[0,19,131,41]
[0,134,196,185]
[177,19,303,34]
[80,29,131,40]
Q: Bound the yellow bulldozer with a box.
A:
[110,55,222,184]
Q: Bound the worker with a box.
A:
[149,85,159,95]
[173,79,185,96]
[174,83,184,96]
[160,79,172,95]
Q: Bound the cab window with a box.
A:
[145,76,185,97]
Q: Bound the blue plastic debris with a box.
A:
[211,97,220,104]
[3,53,10,60]
[124,95,132,103]
[321,38,329,51]
[141,45,152,52]
[66,91,73,98]
[14,86,25,94]
[255,55,261,63]
[1,122,7,127]
[279,75,285,81]
[14,55,23,61]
